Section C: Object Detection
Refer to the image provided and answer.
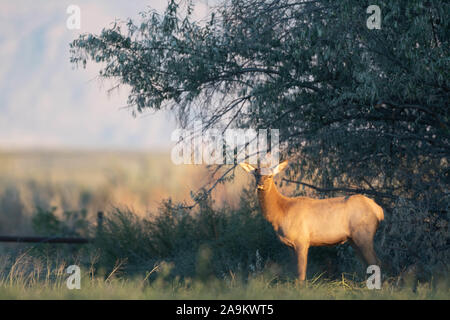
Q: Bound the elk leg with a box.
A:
[295,244,309,281]
[359,243,379,266]
[349,239,366,265]
[352,238,379,266]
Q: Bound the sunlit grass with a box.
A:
[0,255,447,300]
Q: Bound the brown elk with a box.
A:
[239,160,384,281]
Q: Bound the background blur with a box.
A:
[0,0,245,235]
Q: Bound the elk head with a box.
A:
[239,161,289,191]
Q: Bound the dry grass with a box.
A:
[0,254,447,300]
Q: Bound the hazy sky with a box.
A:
[0,0,212,151]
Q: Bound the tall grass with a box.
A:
[0,254,447,299]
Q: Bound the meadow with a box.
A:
[0,150,448,300]
[1,263,447,300]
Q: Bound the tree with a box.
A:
[70,0,449,276]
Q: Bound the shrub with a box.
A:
[93,189,360,281]
[23,189,449,284]
[31,207,90,238]
[91,190,291,279]
[379,197,449,280]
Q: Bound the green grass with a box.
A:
[1,271,447,300]
[0,253,448,300]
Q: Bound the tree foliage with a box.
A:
[70,0,449,275]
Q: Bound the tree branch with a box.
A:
[282,178,396,199]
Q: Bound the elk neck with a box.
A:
[257,178,288,229]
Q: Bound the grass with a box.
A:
[0,248,448,300]
[0,261,447,300]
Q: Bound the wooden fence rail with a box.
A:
[0,236,91,244]
[0,211,103,244]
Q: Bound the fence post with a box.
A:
[97,211,103,236]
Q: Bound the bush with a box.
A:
[31,207,90,238]
[379,197,449,279]
[93,189,371,281]
[23,189,449,284]
[93,190,291,279]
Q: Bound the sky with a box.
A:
[0,0,212,151]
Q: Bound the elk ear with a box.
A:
[239,162,256,173]
[272,161,288,176]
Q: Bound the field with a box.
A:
[0,151,448,300]
[1,266,447,300]
[0,150,249,235]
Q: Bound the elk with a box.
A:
[239,160,384,281]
